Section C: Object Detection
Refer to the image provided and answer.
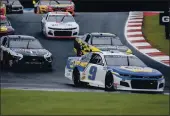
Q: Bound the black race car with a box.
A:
[1,0,23,13]
[0,35,53,70]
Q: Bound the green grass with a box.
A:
[143,14,170,56]
[1,89,169,115]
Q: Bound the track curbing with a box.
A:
[124,11,170,67]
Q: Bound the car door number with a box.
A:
[88,66,97,80]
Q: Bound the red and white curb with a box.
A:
[125,11,170,67]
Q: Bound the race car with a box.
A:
[0,15,15,36]
[0,35,53,70]
[0,3,6,15]
[65,51,165,92]
[33,0,75,16]
[74,32,132,56]
[41,12,79,39]
[1,0,24,13]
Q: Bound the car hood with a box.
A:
[46,22,78,29]
[94,45,129,52]
[50,4,72,8]
[10,48,50,57]
[107,66,162,76]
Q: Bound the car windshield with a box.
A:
[104,55,146,67]
[9,39,43,49]
[0,18,10,26]
[91,36,123,46]
[57,0,71,4]
[47,15,75,22]
[12,0,20,5]
[39,0,59,5]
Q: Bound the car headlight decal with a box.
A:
[44,52,52,62]
[126,49,132,54]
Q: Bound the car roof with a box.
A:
[90,32,117,37]
[94,51,135,57]
[48,12,71,16]
[7,35,36,40]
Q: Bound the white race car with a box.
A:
[65,51,165,92]
[41,12,79,39]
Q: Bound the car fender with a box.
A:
[65,57,81,80]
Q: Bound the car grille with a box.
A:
[131,75,162,79]
[53,7,67,11]
[120,74,162,79]
[131,80,158,89]
[22,56,46,62]
[48,27,77,30]
[54,31,72,36]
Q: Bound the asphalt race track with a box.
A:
[1,12,169,94]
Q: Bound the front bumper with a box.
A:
[12,56,52,68]
[11,9,23,13]
[0,31,15,36]
[114,76,165,92]
[45,28,79,39]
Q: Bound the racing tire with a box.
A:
[105,72,115,92]
[72,68,82,87]
[8,59,17,71]
[34,7,37,14]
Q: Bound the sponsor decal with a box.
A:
[0,26,7,32]
[120,66,152,72]
[159,9,170,25]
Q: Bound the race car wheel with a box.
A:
[8,59,17,70]
[73,68,81,87]
[105,72,115,91]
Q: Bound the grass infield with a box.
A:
[1,89,169,115]
[143,14,170,56]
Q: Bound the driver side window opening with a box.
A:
[85,34,91,43]
[89,53,103,65]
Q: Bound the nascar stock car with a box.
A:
[0,15,15,36]
[65,51,165,92]
[74,32,132,56]
[1,0,24,13]
[41,12,79,38]
[0,3,6,15]
[33,0,75,16]
[0,35,53,70]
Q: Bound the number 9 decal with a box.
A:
[88,66,97,80]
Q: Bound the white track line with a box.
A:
[139,49,161,54]
[132,42,151,47]
[126,31,142,35]
[152,56,170,61]
[127,27,142,30]
[127,37,145,41]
